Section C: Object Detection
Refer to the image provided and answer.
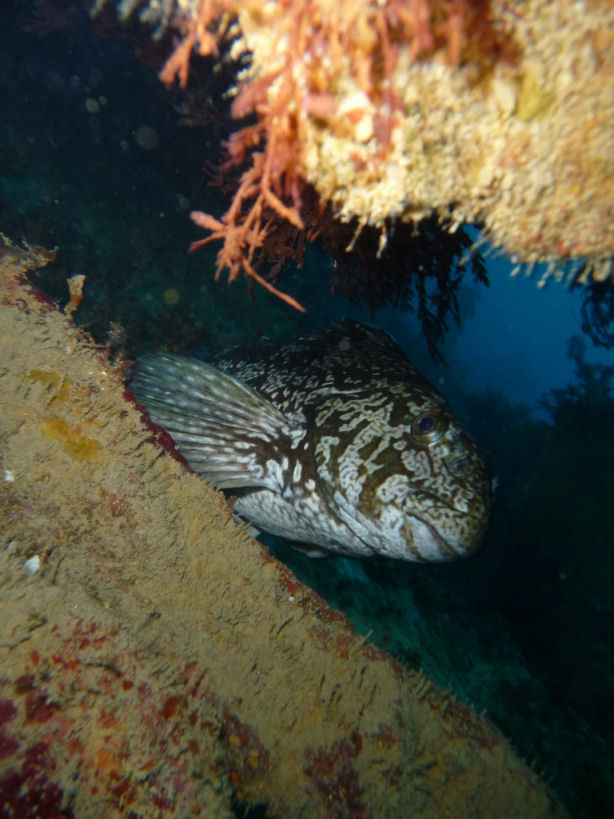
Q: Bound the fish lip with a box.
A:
[413,509,485,559]
[417,516,467,559]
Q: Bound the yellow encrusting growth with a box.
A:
[41,416,102,461]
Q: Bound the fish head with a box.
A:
[312,387,492,562]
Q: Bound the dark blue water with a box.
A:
[443,255,613,411]
[1,3,612,816]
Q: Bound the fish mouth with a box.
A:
[404,486,487,559]
[401,489,459,558]
[415,516,464,560]
[414,511,485,561]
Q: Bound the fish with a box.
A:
[130,320,491,562]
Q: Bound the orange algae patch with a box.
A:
[25,369,72,402]
[25,369,61,388]
[41,416,101,462]
[95,747,119,772]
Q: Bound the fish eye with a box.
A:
[411,411,444,444]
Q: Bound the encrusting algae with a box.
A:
[95,0,614,304]
[0,234,567,815]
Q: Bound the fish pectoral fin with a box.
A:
[130,353,303,492]
[288,542,330,558]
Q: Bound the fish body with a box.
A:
[130,320,491,561]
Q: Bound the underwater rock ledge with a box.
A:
[0,236,564,817]
[116,0,614,292]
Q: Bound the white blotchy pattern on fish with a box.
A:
[130,320,491,562]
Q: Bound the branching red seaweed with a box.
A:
[158,0,513,308]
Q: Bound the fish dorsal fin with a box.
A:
[130,354,304,490]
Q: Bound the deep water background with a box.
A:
[1,3,613,816]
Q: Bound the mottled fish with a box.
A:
[130,320,491,561]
